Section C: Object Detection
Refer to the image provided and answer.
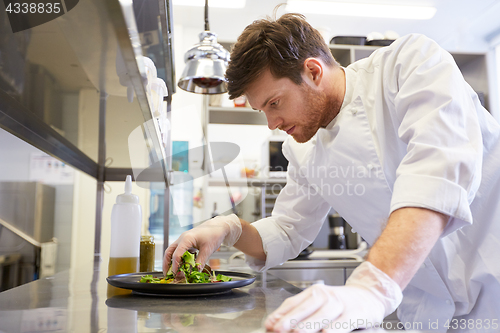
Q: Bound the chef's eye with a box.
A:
[270,100,279,107]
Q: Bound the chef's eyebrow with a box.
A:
[249,93,277,111]
[261,96,274,109]
[252,95,276,111]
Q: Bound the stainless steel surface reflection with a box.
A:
[105,289,256,313]
[0,259,302,332]
[106,289,256,331]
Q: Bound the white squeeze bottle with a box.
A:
[107,175,142,297]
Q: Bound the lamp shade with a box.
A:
[178,31,230,94]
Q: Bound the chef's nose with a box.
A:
[266,113,283,131]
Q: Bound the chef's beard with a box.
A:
[292,83,341,144]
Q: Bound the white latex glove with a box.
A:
[265,261,403,333]
[162,214,242,275]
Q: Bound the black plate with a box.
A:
[106,271,256,297]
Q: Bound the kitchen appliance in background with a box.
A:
[344,220,361,250]
[365,31,398,46]
[261,135,288,178]
[0,182,55,290]
[365,39,395,46]
[330,36,367,45]
[329,31,398,47]
[328,214,347,250]
[320,213,360,250]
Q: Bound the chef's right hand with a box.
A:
[162,214,242,275]
[264,261,403,332]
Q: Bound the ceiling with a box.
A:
[172,0,500,52]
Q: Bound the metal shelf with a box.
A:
[208,106,268,125]
[56,0,168,175]
[0,0,175,269]
[0,89,99,178]
[0,0,172,181]
[208,177,287,187]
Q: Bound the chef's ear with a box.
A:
[303,58,323,87]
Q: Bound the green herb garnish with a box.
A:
[216,274,232,282]
[140,250,232,284]
[139,274,165,283]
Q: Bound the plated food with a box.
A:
[106,250,255,296]
[139,250,232,284]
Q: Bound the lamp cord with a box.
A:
[205,0,210,31]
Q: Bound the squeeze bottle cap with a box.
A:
[116,175,139,204]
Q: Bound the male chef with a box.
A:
[164,12,500,333]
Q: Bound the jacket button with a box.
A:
[351,109,358,115]
[446,299,452,305]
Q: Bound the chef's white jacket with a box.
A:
[246,34,500,332]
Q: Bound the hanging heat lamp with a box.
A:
[177,0,230,94]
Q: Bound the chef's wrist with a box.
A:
[346,261,403,317]
[221,214,242,247]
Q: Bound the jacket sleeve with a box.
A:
[245,140,332,271]
[384,34,483,236]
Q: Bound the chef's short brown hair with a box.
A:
[225,12,337,100]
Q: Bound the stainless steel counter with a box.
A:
[0,255,409,332]
[0,259,303,332]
